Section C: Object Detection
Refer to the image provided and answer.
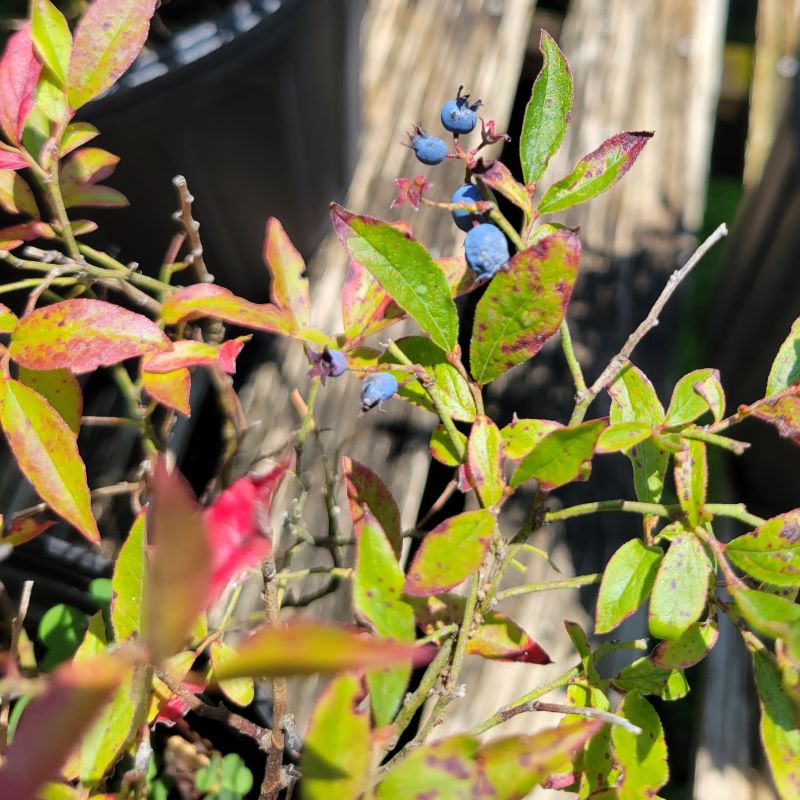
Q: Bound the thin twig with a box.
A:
[415,478,458,529]
[173,175,211,283]
[496,573,602,602]
[525,701,642,735]
[571,223,728,424]
[12,482,143,520]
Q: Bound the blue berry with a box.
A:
[360,373,399,413]
[440,86,482,134]
[451,183,485,232]
[464,223,509,279]
[408,125,448,165]
[308,346,348,385]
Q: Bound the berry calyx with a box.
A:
[451,183,486,232]
[464,223,510,279]
[440,86,482,135]
[408,125,448,165]
[360,372,399,413]
[308,347,348,385]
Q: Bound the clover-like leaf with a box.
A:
[331,204,458,352]
[520,30,573,186]
[470,229,581,384]
[538,131,653,215]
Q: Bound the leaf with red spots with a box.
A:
[652,620,718,669]
[648,533,711,640]
[353,511,414,726]
[511,419,605,490]
[263,217,311,329]
[467,415,505,507]
[0,377,98,542]
[476,720,603,799]
[0,24,41,144]
[751,389,800,445]
[752,649,800,799]
[19,366,82,433]
[331,204,458,352]
[160,283,292,335]
[142,337,248,374]
[66,0,157,109]
[0,656,127,800]
[212,620,425,679]
[673,439,707,528]
[146,460,212,661]
[204,460,290,603]
[726,510,800,586]
[470,229,581,384]
[342,456,402,557]
[500,417,563,460]
[10,299,172,374]
[301,675,372,800]
[142,368,191,415]
[538,131,653,215]
[0,514,55,547]
[404,510,495,596]
[477,159,533,220]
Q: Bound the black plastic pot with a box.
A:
[81,0,364,300]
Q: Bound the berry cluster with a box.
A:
[408,86,511,280]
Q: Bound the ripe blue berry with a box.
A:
[464,223,510,279]
[440,86,482,134]
[308,346,348,385]
[408,125,448,165]
[451,183,485,232]
[360,373,399,413]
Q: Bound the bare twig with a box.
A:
[172,175,211,283]
[571,223,728,424]
[530,701,642,735]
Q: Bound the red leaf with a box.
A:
[204,459,292,603]
[391,174,431,210]
[0,220,52,250]
[67,0,158,109]
[0,25,41,144]
[0,150,30,170]
[160,284,292,335]
[142,368,191,415]
[142,337,248,375]
[0,515,55,547]
[10,298,172,374]
[155,680,205,726]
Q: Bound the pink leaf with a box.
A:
[142,337,248,375]
[0,220,53,250]
[204,458,292,603]
[0,150,30,170]
[155,680,205,726]
[0,25,42,144]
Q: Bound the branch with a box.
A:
[173,175,211,283]
[518,701,641,735]
[496,573,602,602]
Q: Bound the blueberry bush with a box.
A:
[0,2,797,799]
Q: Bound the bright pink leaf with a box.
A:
[160,284,292,334]
[67,0,158,110]
[204,458,292,603]
[10,298,172,374]
[142,368,191,416]
[155,680,205,726]
[0,150,30,170]
[0,24,42,144]
[142,337,248,375]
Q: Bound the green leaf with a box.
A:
[331,204,458,352]
[403,509,495,596]
[727,510,800,586]
[353,512,414,726]
[145,461,212,662]
[611,693,668,799]
[263,217,311,329]
[768,316,800,395]
[648,533,711,640]
[377,735,479,799]
[31,0,71,87]
[111,512,147,641]
[520,30,573,186]
[221,753,253,794]
[476,720,602,799]
[673,439,707,528]
[500,417,562,460]
[651,620,718,669]
[38,604,89,671]
[609,363,669,503]
[595,539,663,634]
[597,421,653,453]
[0,170,38,218]
[341,456,403,557]
[211,641,255,707]
[752,650,800,799]
[60,120,98,155]
[0,303,18,333]
[67,0,157,109]
[10,298,171,374]
[733,588,800,661]
[18,366,81,434]
[538,131,653,215]
[467,415,505,507]
[0,378,99,542]
[380,336,476,422]
[470,229,581,384]
[212,620,420,679]
[665,368,722,426]
[429,424,466,466]
[511,419,606,489]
